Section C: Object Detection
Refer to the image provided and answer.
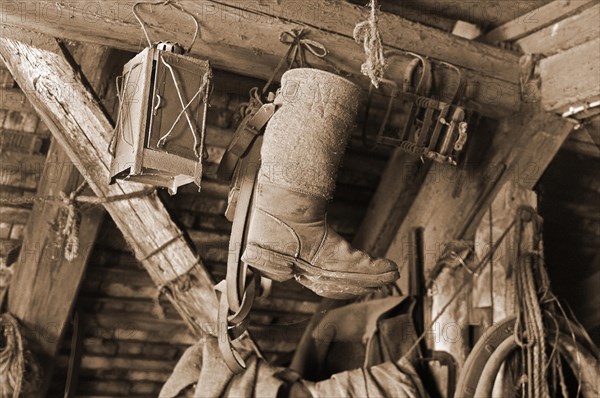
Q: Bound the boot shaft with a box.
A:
[260,68,362,199]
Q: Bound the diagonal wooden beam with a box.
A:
[352,149,427,258]
[0,30,219,344]
[387,105,574,288]
[0,0,521,117]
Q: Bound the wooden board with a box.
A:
[516,2,600,55]
[4,44,115,396]
[7,141,105,395]
[480,0,596,43]
[539,38,600,113]
[0,1,522,117]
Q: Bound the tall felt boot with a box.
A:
[241,68,399,298]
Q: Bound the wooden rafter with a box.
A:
[516,2,600,55]
[480,0,596,44]
[0,0,522,117]
[539,38,600,114]
[0,30,219,344]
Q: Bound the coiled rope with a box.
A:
[0,314,41,398]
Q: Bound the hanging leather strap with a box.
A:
[217,103,275,182]
[400,55,433,142]
[216,95,278,373]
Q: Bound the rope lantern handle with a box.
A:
[132,0,200,53]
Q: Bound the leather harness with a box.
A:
[216,96,278,373]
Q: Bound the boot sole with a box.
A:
[241,243,399,294]
[294,274,381,299]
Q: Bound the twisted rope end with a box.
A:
[353,0,387,88]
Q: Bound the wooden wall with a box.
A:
[0,64,50,265]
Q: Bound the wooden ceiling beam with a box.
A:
[539,38,600,114]
[0,0,522,117]
[480,0,596,44]
[516,2,599,55]
[0,30,219,343]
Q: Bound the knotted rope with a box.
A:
[0,314,41,398]
[353,0,387,88]
[0,183,155,262]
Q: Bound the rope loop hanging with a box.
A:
[132,0,200,53]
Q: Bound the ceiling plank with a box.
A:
[539,38,600,114]
[480,0,595,44]
[516,2,600,55]
[380,0,553,29]
[0,31,219,343]
[0,0,521,117]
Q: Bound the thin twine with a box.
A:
[353,0,387,88]
[262,28,331,95]
[132,0,200,53]
[156,55,212,158]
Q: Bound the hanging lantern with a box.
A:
[109,42,212,194]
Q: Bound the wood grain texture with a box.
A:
[0,33,219,342]
[4,44,113,397]
[516,3,600,55]
[0,0,522,117]
[6,141,105,396]
[480,0,595,43]
[539,38,600,113]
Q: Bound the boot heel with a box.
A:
[241,243,295,282]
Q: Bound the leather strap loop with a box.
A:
[215,280,247,373]
[217,103,275,181]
